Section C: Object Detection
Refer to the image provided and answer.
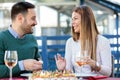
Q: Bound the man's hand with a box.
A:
[23,59,42,71]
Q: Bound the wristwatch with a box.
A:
[96,62,100,67]
[95,62,101,71]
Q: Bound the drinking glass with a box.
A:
[75,53,86,80]
[4,50,18,80]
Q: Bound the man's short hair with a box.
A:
[11,1,35,20]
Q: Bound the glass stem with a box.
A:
[9,67,12,80]
[79,66,83,80]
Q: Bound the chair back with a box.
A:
[110,55,114,77]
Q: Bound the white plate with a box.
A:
[31,77,77,80]
[20,73,32,77]
[74,73,97,77]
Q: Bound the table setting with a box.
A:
[19,70,109,80]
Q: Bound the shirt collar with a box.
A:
[8,25,25,39]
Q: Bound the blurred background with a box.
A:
[0,0,120,50]
[0,0,119,36]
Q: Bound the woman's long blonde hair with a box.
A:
[71,5,99,61]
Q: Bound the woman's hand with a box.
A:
[86,58,101,71]
[55,54,66,71]
[86,58,96,68]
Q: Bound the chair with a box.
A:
[110,55,114,77]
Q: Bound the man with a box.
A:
[0,1,42,78]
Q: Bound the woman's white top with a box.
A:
[65,35,112,76]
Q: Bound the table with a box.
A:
[1,77,119,80]
[0,77,28,80]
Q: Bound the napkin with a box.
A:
[88,75,108,80]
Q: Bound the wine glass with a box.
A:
[4,50,18,80]
[75,52,88,80]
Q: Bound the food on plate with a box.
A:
[31,70,76,79]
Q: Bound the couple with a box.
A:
[0,1,111,78]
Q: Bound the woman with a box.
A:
[55,5,112,76]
